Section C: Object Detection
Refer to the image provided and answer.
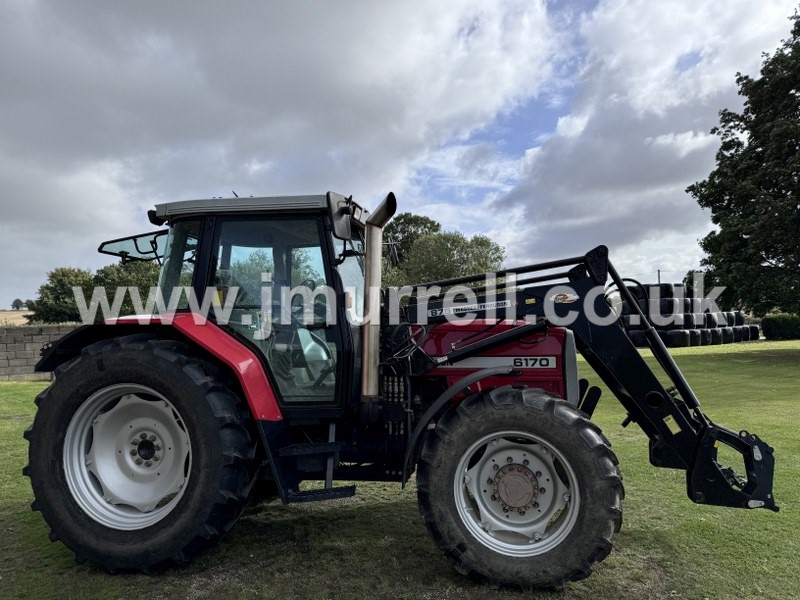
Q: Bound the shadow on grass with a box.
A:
[3,487,691,600]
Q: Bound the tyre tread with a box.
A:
[24,335,258,572]
[417,385,623,590]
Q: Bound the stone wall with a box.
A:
[0,325,78,381]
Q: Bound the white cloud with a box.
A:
[646,130,716,159]
[493,0,797,280]
[0,0,560,301]
[555,113,589,137]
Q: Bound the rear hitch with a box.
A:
[687,424,778,512]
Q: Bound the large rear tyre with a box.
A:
[24,336,257,571]
[417,386,623,590]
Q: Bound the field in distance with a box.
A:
[0,310,32,326]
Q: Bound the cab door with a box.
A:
[211,215,344,408]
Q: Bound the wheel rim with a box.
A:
[63,383,192,530]
[454,430,580,557]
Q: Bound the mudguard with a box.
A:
[35,313,282,422]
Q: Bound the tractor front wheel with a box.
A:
[417,386,623,590]
[24,336,257,571]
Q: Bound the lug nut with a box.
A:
[145,461,152,467]
[129,449,137,456]
[149,435,156,442]
[491,495,496,501]
[131,439,140,446]
[155,444,162,451]
[533,502,539,509]
[487,478,493,485]
[140,432,147,440]
[518,510,526,516]
[492,464,499,471]
[535,471,542,477]
[540,487,546,494]
[154,455,160,461]
[135,458,143,465]
[523,459,529,466]
[506,456,513,463]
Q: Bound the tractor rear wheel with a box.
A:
[24,335,257,571]
[417,386,623,590]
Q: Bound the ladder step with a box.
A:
[287,485,356,503]
[279,442,344,457]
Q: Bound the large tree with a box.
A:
[25,267,94,324]
[391,231,505,285]
[687,14,800,316]
[384,212,441,264]
[11,298,23,310]
[92,261,161,316]
[27,261,161,323]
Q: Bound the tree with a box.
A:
[682,269,735,311]
[687,14,800,316]
[25,267,94,324]
[92,261,161,316]
[391,232,505,285]
[27,261,161,323]
[11,298,23,310]
[384,213,441,264]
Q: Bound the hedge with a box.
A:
[761,314,800,340]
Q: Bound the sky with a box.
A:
[0,0,797,305]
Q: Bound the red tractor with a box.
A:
[25,192,777,589]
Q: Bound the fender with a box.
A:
[35,313,282,422]
[401,366,515,484]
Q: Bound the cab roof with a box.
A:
[153,194,330,221]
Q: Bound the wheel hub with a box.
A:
[131,432,161,465]
[456,433,578,557]
[493,464,539,510]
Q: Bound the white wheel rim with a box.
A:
[453,430,580,557]
[63,383,192,530]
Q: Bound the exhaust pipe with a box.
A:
[361,192,397,401]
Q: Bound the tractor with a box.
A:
[24,192,778,589]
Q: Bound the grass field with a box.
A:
[0,310,32,326]
[0,341,797,599]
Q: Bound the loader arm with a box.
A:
[405,245,778,512]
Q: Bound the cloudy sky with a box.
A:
[1,0,797,304]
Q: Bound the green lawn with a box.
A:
[1,341,798,599]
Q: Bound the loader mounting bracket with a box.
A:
[688,424,779,512]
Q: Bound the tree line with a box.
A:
[10,299,34,310]
[23,262,160,324]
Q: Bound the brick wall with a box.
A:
[0,325,79,381]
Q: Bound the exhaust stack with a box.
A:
[361,192,397,401]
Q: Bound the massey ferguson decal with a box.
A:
[427,299,513,318]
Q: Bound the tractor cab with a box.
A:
[99,192,374,413]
